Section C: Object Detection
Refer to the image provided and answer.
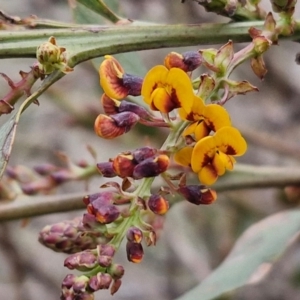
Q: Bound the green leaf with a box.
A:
[176,210,300,300]
[75,0,122,23]
[0,111,19,178]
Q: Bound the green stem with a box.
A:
[0,21,282,60]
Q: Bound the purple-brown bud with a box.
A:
[177,185,217,205]
[132,146,158,163]
[118,100,152,119]
[164,51,202,72]
[64,250,98,271]
[133,154,170,179]
[97,244,116,267]
[61,274,94,300]
[126,227,143,243]
[96,161,116,178]
[89,273,112,291]
[94,112,140,139]
[126,241,144,263]
[148,194,169,215]
[39,218,98,254]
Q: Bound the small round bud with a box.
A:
[126,227,143,243]
[126,241,144,263]
[148,194,169,215]
[97,244,116,267]
[108,264,125,280]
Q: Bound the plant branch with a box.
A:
[1,164,300,221]
[2,20,299,62]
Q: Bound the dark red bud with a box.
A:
[148,194,169,215]
[126,241,144,263]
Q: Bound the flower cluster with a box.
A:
[39,40,263,299]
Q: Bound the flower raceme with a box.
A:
[175,127,247,185]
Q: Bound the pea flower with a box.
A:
[191,126,247,185]
[99,55,143,100]
[141,65,194,114]
[179,96,231,140]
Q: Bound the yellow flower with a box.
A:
[179,96,231,140]
[141,65,194,114]
[191,126,247,185]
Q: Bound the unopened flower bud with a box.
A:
[132,146,158,163]
[99,55,143,99]
[89,273,112,291]
[112,153,136,178]
[164,51,202,72]
[94,112,140,139]
[126,241,144,263]
[39,218,98,254]
[37,36,73,74]
[96,161,116,177]
[148,194,169,215]
[108,264,125,280]
[64,250,98,271]
[88,202,120,224]
[61,274,93,300]
[177,185,217,205]
[97,244,115,267]
[126,227,143,243]
[133,154,170,179]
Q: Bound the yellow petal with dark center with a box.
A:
[194,121,210,141]
[141,65,168,106]
[166,68,194,114]
[212,152,226,176]
[173,147,193,167]
[214,126,247,156]
[151,87,175,113]
[182,122,198,137]
[191,136,216,173]
[198,165,218,185]
[203,104,231,131]
[178,96,205,121]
